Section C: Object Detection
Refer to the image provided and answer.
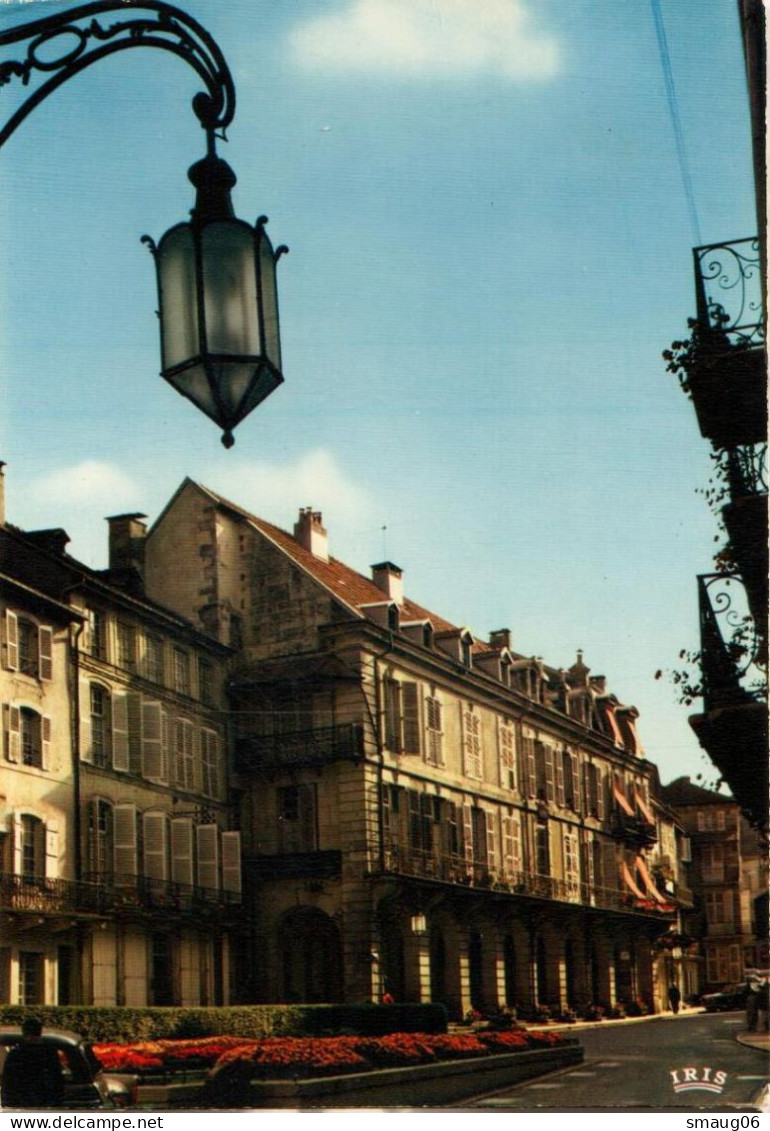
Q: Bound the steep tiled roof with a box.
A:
[196,482,463,636]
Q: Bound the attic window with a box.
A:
[388,605,400,632]
[460,635,472,668]
[423,623,434,648]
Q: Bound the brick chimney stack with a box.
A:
[371,561,404,605]
[294,508,329,561]
[107,513,148,574]
[489,628,511,651]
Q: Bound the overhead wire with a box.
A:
[650,0,703,247]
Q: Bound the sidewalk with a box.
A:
[735,1030,770,1053]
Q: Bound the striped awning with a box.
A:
[613,775,635,817]
[635,786,656,826]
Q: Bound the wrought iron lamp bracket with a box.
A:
[0,0,235,150]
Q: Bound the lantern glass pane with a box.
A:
[165,362,220,424]
[258,233,281,369]
[201,222,260,355]
[157,226,199,370]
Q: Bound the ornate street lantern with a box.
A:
[144,148,287,447]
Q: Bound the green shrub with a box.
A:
[0,1003,447,1043]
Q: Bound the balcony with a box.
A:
[690,572,768,825]
[609,812,658,848]
[235,723,365,776]
[377,847,675,918]
[79,873,241,916]
[0,873,83,915]
[685,237,767,448]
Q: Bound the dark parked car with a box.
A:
[701,984,749,1013]
[0,1027,134,1110]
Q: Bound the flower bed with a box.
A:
[94,1028,571,1079]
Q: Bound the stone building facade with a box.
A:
[143,479,692,1019]
[0,477,242,1007]
[662,776,768,992]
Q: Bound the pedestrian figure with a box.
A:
[745,978,760,1032]
[667,983,681,1014]
[1,1018,65,1109]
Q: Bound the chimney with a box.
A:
[489,628,511,651]
[107,513,148,574]
[371,561,403,605]
[0,461,5,526]
[294,508,329,561]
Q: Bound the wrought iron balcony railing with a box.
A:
[0,872,241,915]
[235,722,365,775]
[609,812,658,847]
[378,847,675,916]
[698,573,766,711]
[694,237,765,351]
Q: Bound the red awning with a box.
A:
[636,855,666,903]
[613,775,635,817]
[605,706,624,746]
[635,787,656,826]
[621,860,647,901]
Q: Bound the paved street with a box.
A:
[461,1013,769,1112]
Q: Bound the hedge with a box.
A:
[0,1003,447,1043]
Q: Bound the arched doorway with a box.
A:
[614,942,634,1005]
[279,907,343,1002]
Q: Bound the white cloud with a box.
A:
[204,449,371,541]
[28,461,139,510]
[288,0,560,81]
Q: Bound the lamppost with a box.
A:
[0,0,286,447]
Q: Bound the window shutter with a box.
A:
[555,748,565,807]
[462,805,474,865]
[38,626,53,681]
[5,611,18,671]
[596,766,606,819]
[222,831,242,896]
[12,815,23,874]
[425,696,443,766]
[171,817,194,887]
[5,705,20,763]
[113,805,137,877]
[41,716,51,770]
[126,693,142,775]
[381,783,392,844]
[45,818,59,878]
[79,679,92,762]
[141,701,164,781]
[112,691,130,772]
[544,743,555,801]
[191,724,202,792]
[197,824,220,892]
[521,736,536,798]
[570,753,581,811]
[485,807,497,869]
[161,710,171,784]
[143,812,168,881]
[401,682,421,755]
[462,707,482,780]
[383,678,401,752]
[499,723,515,790]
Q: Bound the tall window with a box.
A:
[90,685,111,768]
[87,609,106,660]
[18,619,39,677]
[535,823,550,876]
[18,952,44,1005]
[20,709,42,768]
[88,800,114,877]
[20,815,44,881]
[117,622,135,670]
[277,784,317,852]
[144,635,164,683]
[173,648,191,696]
[534,741,554,801]
[199,658,215,707]
[470,807,488,866]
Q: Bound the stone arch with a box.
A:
[279,907,343,1003]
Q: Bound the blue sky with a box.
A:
[0,0,758,787]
